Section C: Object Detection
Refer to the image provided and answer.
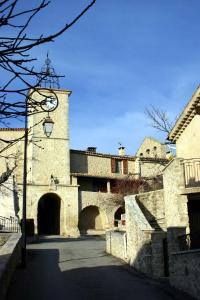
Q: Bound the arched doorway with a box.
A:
[114,206,125,226]
[38,193,60,235]
[78,205,102,233]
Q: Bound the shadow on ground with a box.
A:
[6,238,193,300]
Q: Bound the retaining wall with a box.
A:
[0,233,21,300]
[170,250,200,299]
[106,230,127,261]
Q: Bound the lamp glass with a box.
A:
[43,117,54,137]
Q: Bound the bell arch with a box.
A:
[37,193,61,235]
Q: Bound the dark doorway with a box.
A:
[38,193,60,235]
[78,206,102,233]
[188,194,200,249]
[114,206,125,226]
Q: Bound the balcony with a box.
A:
[183,159,200,188]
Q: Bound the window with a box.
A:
[111,158,128,174]
[93,179,107,193]
[146,149,150,155]
[153,146,157,157]
[115,159,122,173]
[140,153,143,157]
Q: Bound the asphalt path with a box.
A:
[7,236,192,300]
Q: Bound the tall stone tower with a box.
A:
[26,56,79,236]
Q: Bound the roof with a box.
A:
[168,85,200,142]
[0,128,25,131]
[139,157,169,164]
[70,149,136,161]
[137,136,164,146]
[70,172,137,180]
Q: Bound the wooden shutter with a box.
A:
[123,160,128,174]
[111,158,116,173]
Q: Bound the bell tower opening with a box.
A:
[37,193,60,235]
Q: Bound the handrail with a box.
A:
[182,159,200,187]
[0,215,21,233]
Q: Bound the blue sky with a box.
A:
[10,1,200,154]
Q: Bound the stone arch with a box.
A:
[78,205,103,233]
[114,206,125,226]
[37,193,61,235]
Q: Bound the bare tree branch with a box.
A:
[0,0,96,184]
[145,105,173,134]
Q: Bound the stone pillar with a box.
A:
[107,180,111,193]
[151,231,167,277]
[167,227,186,276]
[134,158,141,178]
[167,227,186,254]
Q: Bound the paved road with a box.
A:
[7,236,191,300]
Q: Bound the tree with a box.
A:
[100,174,163,210]
[145,105,174,135]
[0,0,96,184]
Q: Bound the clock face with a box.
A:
[40,95,58,112]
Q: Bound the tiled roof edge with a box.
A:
[70,149,136,160]
[0,128,25,131]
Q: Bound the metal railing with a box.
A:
[183,159,200,187]
[0,216,21,233]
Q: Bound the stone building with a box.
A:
[136,137,169,159]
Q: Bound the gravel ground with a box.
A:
[0,233,10,247]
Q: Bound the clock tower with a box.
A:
[26,56,79,236]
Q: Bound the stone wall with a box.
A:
[70,152,135,176]
[125,195,154,275]
[136,137,168,158]
[136,190,166,230]
[151,231,167,277]
[106,192,167,277]
[25,184,79,237]
[176,114,200,159]
[163,158,188,230]
[0,179,19,218]
[0,130,24,181]
[106,230,127,261]
[170,250,200,299]
[140,160,166,178]
[0,233,21,300]
[79,191,119,229]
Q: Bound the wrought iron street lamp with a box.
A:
[43,116,54,137]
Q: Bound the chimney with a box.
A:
[118,146,125,156]
[87,147,97,153]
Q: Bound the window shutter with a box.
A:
[123,160,128,174]
[111,158,116,173]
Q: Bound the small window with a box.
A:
[140,153,143,157]
[153,146,157,157]
[146,149,150,155]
